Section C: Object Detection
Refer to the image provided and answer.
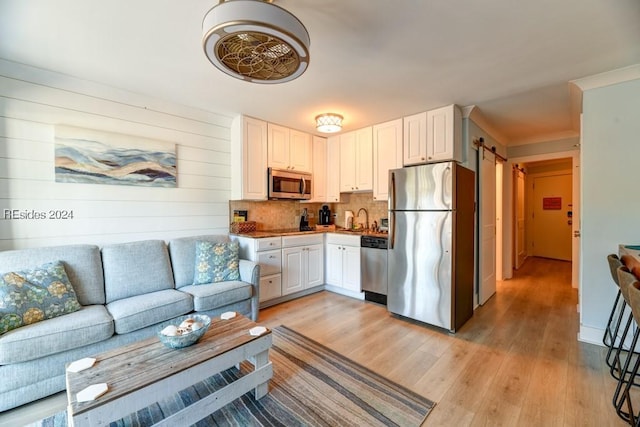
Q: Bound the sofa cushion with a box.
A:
[193,241,240,285]
[0,305,113,364]
[178,281,252,312]
[0,261,82,335]
[0,244,105,305]
[106,289,193,334]
[102,240,175,303]
[168,235,230,288]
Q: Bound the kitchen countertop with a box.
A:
[231,227,389,239]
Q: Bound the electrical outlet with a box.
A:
[294,215,300,224]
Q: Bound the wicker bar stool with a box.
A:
[616,276,640,425]
[606,254,630,376]
[613,267,640,422]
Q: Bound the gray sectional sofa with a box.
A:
[0,234,260,412]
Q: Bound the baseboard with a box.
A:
[323,285,365,300]
[259,286,324,309]
[578,324,604,347]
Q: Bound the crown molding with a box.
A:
[460,105,508,145]
[570,64,640,92]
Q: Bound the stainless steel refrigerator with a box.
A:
[387,162,475,332]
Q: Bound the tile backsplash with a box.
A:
[229,192,387,231]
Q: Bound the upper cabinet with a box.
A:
[373,118,403,202]
[268,123,312,173]
[326,136,341,202]
[230,115,268,201]
[403,104,462,166]
[339,127,373,192]
[308,135,327,203]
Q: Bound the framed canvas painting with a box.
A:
[55,126,177,188]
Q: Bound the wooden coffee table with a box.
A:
[66,314,272,427]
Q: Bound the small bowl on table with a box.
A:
[157,314,211,349]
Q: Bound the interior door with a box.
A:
[572,153,580,288]
[514,167,526,268]
[479,150,496,305]
[532,174,572,261]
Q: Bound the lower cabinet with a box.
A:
[325,234,361,293]
[232,236,283,303]
[282,243,324,295]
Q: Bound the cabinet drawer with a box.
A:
[257,249,281,275]
[260,274,282,302]
[325,233,360,246]
[256,237,282,251]
[282,234,323,247]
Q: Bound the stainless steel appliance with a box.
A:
[387,162,475,332]
[361,235,388,305]
[268,168,312,200]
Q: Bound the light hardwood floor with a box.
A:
[0,257,628,426]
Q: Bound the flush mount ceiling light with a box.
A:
[316,113,343,133]
[202,0,310,83]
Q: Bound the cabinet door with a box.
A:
[289,130,312,172]
[326,136,341,202]
[342,245,361,292]
[339,131,356,192]
[231,116,268,200]
[281,247,304,295]
[309,136,327,202]
[373,118,403,202]
[325,243,343,286]
[403,112,427,166]
[268,123,290,170]
[426,104,462,163]
[306,244,324,288]
[355,127,373,191]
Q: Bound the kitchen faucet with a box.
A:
[357,208,369,230]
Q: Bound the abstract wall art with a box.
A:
[55,126,177,187]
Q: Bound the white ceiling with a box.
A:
[1,0,639,145]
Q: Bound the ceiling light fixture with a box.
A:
[316,113,343,133]
[202,0,310,83]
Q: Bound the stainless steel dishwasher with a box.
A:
[361,235,388,305]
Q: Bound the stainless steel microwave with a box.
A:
[268,168,312,200]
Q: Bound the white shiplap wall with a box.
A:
[0,59,234,250]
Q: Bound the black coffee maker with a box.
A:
[318,205,331,225]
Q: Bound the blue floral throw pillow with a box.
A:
[193,241,240,285]
[0,261,82,335]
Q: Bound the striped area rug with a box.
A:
[35,325,434,427]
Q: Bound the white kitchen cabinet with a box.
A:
[232,236,282,303]
[325,234,361,293]
[268,123,312,173]
[281,234,324,296]
[307,135,327,202]
[326,136,341,202]
[427,104,462,163]
[402,104,463,165]
[403,112,428,165]
[373,118,403,202]
[340,127,372,192]
[230,115,268,200]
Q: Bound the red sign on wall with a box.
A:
[543,197,562,210]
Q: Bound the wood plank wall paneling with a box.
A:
[0,60,235,250]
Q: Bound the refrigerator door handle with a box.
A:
[389,211,396,249]
[389,171,396,211]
